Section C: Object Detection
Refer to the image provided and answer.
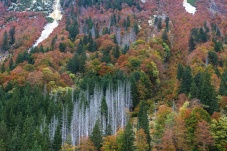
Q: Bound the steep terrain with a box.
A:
[0,0,227,150]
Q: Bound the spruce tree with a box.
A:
[95,28,99,38]
[208,51,218,66]
[9,58,14,70]
[91,41,97,52]
[1,63,5,73]
[31,140,42,151]
[39,45,45,53]
[126,16,130,28]
[190,80,198,99]
[154,17,158,26]
[16,52,24,65]
[90,121,102,151]
[216,28,221,37]
[83,35,88,45]
[106,124,112,136]
[213,40,223,52]
[138,101,151,149]
[204,21,209,33]
[101,97,108,120]
[194,72,203,93]
[130,77,139,109]
[2,31,9,52]
[133,22,139,35]
[59,42,66,52]
[41,126,51,151]
[122,45,129,54]
[219,70,227,96]
[110,14,116,26]
[162,29,168,43]
[113,34,118,44]
[200,72,218,115]
[122,122,134,151]
[51,36,57,50]
[88,31,93,44]
[68,20,79,41]
[177,64,184,80]
[102,27,109,35]
[67,47,86,74]
[52,125,62,151]
[189,36,195,51]
[101,49,111,63]
[9,26,15,45]
[123,19,127,29]
[165,16,169,31]
[112,46,120,59]
[180,66,192,94]
[0,139,6,151]
[199,28,208,42]
[157,18,162,31]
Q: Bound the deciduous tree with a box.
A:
[173,116,190,151]
[161,128,175,151]
[101,135,117,151]
[211,116,227,151]
[194,120,214,151]
[135,129,149,151]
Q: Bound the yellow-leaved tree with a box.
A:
[135,129,149,151]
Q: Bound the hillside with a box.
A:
[0,0,227,150]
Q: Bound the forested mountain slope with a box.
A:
[0,0,227,150]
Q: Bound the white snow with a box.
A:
[148,19,153,26]
[48,0,62,21]
[141,0,146,3]
[183,0,197,15]
[30,0,62,49]
[32,20,58,47]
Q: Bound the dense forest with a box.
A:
[0,0,227,150]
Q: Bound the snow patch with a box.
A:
[32,20,58,48]
[148,19,153,26]
[30,0,62,49]
[48,0,62,21]
[183,0,197,15]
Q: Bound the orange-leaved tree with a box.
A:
[194,120,214,151]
